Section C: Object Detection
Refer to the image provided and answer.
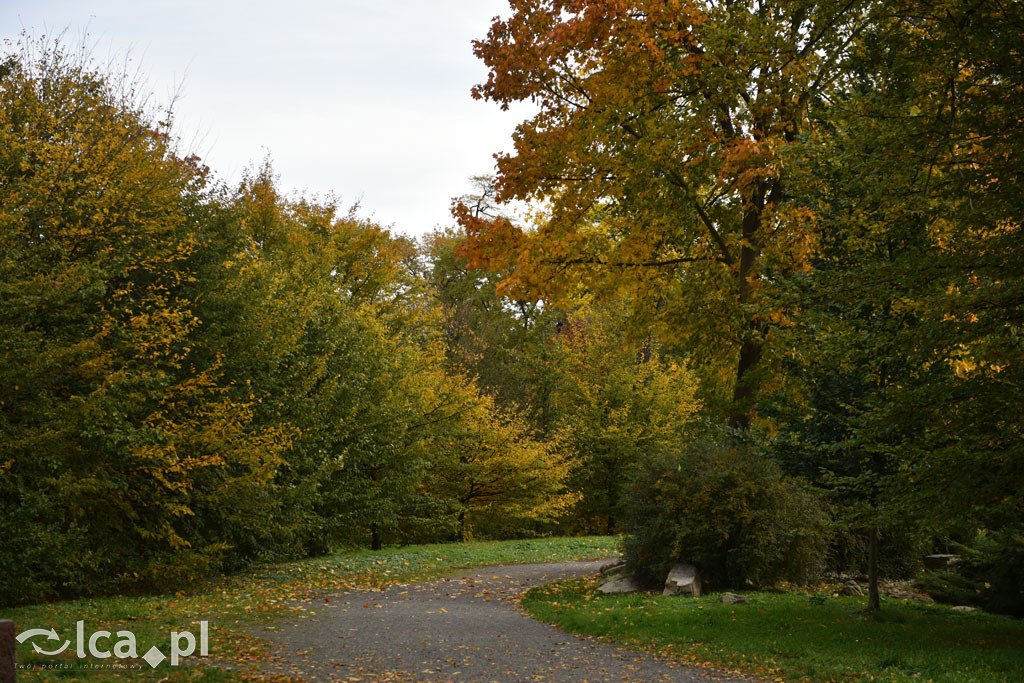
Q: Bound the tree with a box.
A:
[424,225,562,433]
[456,0,871,428]
[552,299,700,533]
[424,380,577,541]
[216,164,454,553]
[776,0,1024,610]
[1,35,627,603]
[0,39,289,601]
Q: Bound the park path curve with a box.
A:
[258,559,751,682]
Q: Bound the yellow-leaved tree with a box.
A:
[0,39,291,601]
[423,375,578,541]
[456,0,869,428]
[551,299,701,534]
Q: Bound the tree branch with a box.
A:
[542,255,727,268]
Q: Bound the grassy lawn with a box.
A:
[521,576,1024,682]
[3,536,616,681]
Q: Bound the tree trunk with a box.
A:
[727,191,766,430]
[728,334,763,429]
[371,523,382,551]
[457,510,467,542]
[867,526,881,611]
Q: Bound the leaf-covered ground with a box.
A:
[4,536,616,681]
[521,576,1024,682]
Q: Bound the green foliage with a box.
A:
[825,526,926,582]
[757,1,1024,608]
[5,0,1023,621]
[916,528,1024,618]
[552,300,700,534]
[423,224,562,433]
[768,368,928,579]
[424,230,700,537]
[622,430,829,589]
[0,39,579,603]
[0,38,288,603]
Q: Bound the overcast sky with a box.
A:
[4,0,530,236]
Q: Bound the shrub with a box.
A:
[621,431,830,589]
[915,527,1024,617]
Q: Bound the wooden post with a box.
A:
[0,619,14,683]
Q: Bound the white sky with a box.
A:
[4,0,531,236]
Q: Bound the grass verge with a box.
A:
[520,576,1024,682]
[3,536,616,681]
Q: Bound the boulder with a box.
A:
[720,592,748,604]
[598,559,627,575]
[839,580,864,596]
[923,554,960,570]
[597,572,642,594]
[662,563,702,597]
[951,605,978,613]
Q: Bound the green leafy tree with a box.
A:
[214,164,450,553]
[424,225,562,434]
[776,0,1024,609]
[552,300,700,533]
[0,40,289,601]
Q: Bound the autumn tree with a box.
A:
[0,39,290,601]
[423,380,577,541]
[2,34,655,603]
[552,299,700,533]
[456,0,872,428]
[213,165,457,553]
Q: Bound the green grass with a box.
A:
[521,576,1024,682]
[3,536,616,681]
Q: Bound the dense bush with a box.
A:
[915,528,1024,617]
[622,431,830,589]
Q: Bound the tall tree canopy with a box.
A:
[456,0,871,426]
[761,0,1024,609]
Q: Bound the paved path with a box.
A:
[258,560,749,682]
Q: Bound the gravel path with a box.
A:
[258,559,749,682]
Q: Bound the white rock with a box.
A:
[662,563,702,597]
[598,573,642,594]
